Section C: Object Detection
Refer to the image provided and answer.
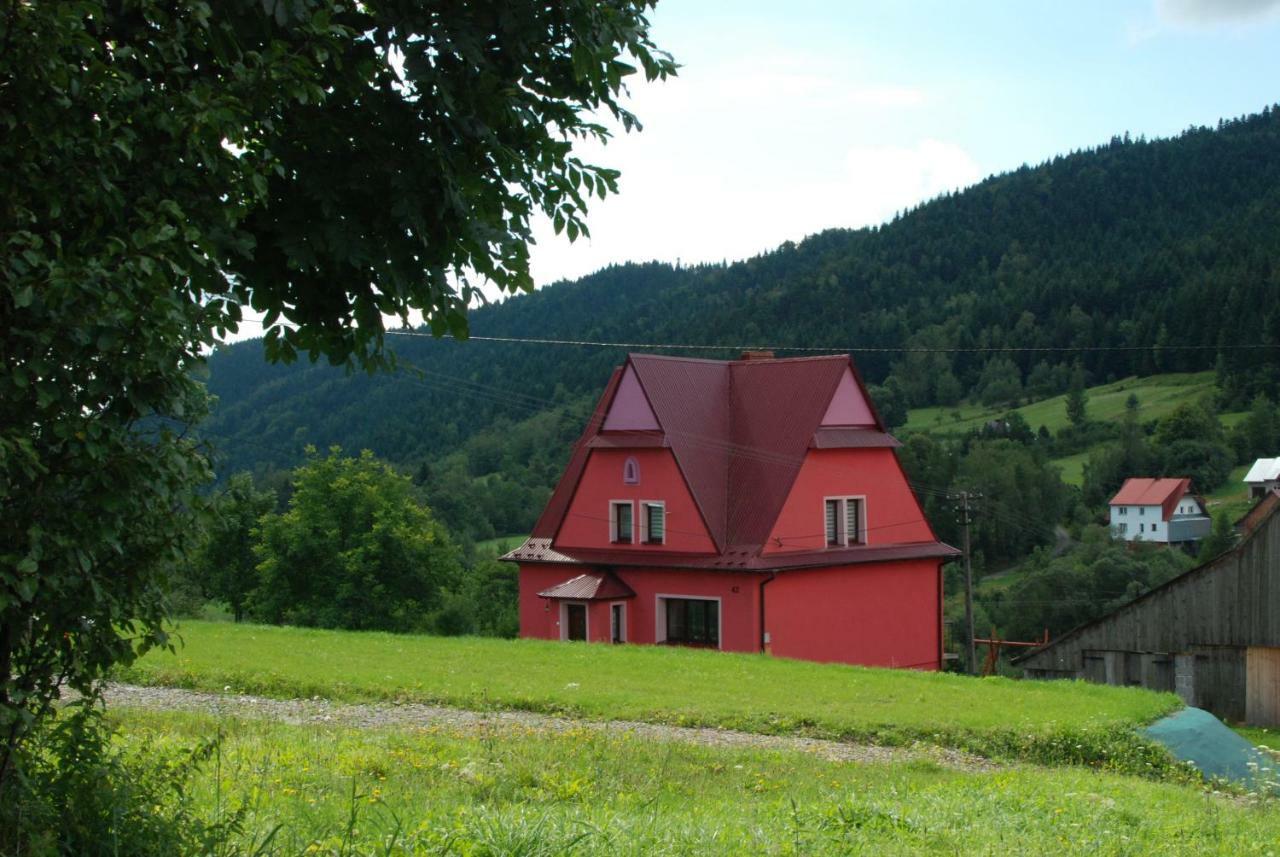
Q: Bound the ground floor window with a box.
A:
[662,597,719,647]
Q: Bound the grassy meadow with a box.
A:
[122,622,1181,771]
[105,708,1280,855]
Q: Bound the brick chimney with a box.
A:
[738,350,776,361]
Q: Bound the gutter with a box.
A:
[759,571,776,654]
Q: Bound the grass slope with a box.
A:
[124,622,1180,771]
[113,709,1280,855]
[904,372,1221,437]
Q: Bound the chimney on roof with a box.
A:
[739,350,775,361]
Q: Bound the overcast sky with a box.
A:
[519,0,1280,291]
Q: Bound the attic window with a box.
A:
[623,457,640,485]
[825,496,864,547]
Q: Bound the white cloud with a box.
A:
[842,140,982,224]
[1155,0,1280,25]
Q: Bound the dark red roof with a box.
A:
[537,571,636,600]
[507,537,958,571]
[523,352,952,566]
[1109,477,1191,520]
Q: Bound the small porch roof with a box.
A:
[537,571,636,601]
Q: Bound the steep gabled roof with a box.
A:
[530,353,918,558]
[1109,477,1191,520]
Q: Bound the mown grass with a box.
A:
[472,534,527,557]
[121,621,1182,773]
[108,709,1280,855]
[904,371,1235,437]
[1237,727,1280,753]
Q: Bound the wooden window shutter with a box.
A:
[825,499,840,546]
[845,499,861,544]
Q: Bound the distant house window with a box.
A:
[1118,523,1128,534]
[623,457,640,485]
[610,501,634,543]
[642,501,666,544]
[1119,507,1126,516]
[663,598,719,647]
[1139,523,1145,533]
[1139,507,1145,516]
[824,496,864,547]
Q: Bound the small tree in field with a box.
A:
[192,474,276,622]
[252,449,462,632]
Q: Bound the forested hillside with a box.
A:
[205,106,1280,494]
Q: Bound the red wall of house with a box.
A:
[554,448,716,553]
[518,563,764,652]
[763,449,934,553]
[764,559,942,669]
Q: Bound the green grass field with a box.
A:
[107,709,1280,855]
[122,622,1181,770]
[905,371,1236,438]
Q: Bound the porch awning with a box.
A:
[537,571,635,601]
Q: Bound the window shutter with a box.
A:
[647,503,665,542]
[825,499,839,546]
[845,499,861,544]
[617,503,632,542]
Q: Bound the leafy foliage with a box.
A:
[982,527,1196,642]
[189,474,276,622]
[1,0,672,796]
[251,449,462,632]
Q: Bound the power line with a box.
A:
[383,329,1278,355]
[232,316,1278,355]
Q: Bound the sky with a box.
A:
[518,0,1280,292]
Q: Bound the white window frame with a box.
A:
[609,499,636,544]
[609,601,627,643]
[1119,506,1127,516]
[559,601,589,642]
[654,594,722,649]
[823,495,867,547]
[640,499,666,545]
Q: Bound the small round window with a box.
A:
[623,457,640,485]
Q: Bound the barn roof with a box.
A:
[1109,477,1192,519]
[521,352,949,568]
[1244,457,1280,483]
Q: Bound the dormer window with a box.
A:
[623,457,640,485]
[610,500,634,544]
[824,497,864,547]
[642,501,666,544]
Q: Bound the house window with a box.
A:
[1118,522,1128,534]
[1139,507,1145,516]
[610,501,634,543]
[824,496,864,547]
[610,603,626,643]
[642,501,666,544]
[1119,507,1126,516]
[662,598,719,647]
[1139,523,1144,533]
[623,457,640,485]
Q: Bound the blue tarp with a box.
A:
[1144,707,1279,792]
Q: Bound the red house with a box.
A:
[502,352,958,669]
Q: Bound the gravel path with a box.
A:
[101,682,999,772]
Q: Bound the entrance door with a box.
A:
[565,603,587,641]
[611,604,625,643]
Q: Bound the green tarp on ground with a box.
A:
[1144,707,1279,792]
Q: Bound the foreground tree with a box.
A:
[252,448,461,631]
[0,0,673,797]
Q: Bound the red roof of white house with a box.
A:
[1109,477,1192,520]
[516,353,958,570]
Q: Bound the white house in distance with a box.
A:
[1243,458,1280,499]
[1109,477,1211,545]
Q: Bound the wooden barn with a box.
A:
[1018,496,1280,725]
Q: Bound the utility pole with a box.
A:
[950,490,981,675]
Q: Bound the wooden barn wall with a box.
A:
[1020,508,1280,675]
